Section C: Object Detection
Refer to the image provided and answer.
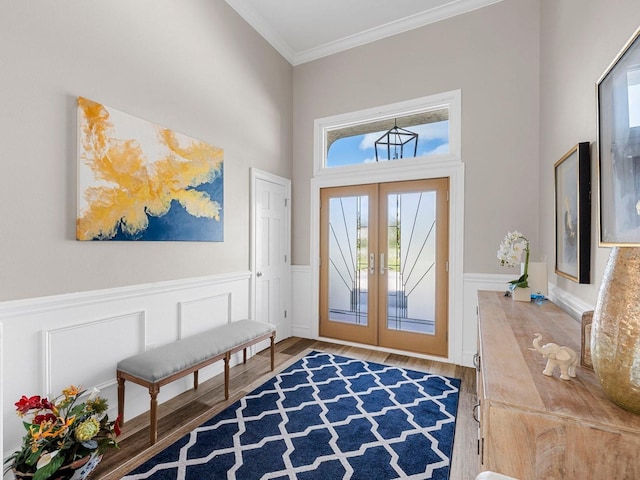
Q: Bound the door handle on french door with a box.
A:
[256,272,263,278]
[369,253,375,275]
[380,253,386,275]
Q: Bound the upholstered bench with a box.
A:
[116,319,276,444]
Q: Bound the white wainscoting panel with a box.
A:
[0,272,251,464]
[44,311,146,396]
[179,293,231,338]
[178,293,236,382]
[291,266,313,338]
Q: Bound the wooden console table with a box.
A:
[476,290,640,479]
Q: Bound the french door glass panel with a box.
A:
[385,190,436,334]
[328,195,369,326]
[319,184,378,345]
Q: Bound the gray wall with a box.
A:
[292,0,541,273]
[539,0,640,306]
[0,0,293,301]
[4,0,639,308]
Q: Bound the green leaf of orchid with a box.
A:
[508,274,529,285]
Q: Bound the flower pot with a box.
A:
[512,286,531,302]
[524,261,548,295]
[12,453,102,480]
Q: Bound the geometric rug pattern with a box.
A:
[122,351,461,480]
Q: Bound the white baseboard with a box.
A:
[547,283,594,319]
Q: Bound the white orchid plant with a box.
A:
[497,231,530,289]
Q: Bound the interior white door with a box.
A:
[251,169,291,341]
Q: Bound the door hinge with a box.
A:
[284,310,287,318]
[285,198,288,207]
[285,254,287,263]
[446,190,449,202]
[445,261,449,272]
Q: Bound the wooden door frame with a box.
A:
[309,162,465,364]
[319,179,450,356]
[250,168,291,339]
[377,178,449,356]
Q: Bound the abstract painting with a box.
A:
[77,97,223,241]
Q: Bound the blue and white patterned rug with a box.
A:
[123,350,461,480]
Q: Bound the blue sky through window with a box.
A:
[327,120,450,168]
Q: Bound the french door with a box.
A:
[319,178,449,356]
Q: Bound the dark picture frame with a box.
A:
[597,27,640,245]
[554,142,591,283]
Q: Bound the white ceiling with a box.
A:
[225,0,504,65]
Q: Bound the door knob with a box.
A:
[256,272,263,277]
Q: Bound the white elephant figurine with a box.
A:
[530,333,578,380]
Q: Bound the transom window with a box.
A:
[314,90,460,175]
[327,109,449,168]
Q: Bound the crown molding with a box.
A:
[227,0,504,66]
[225,0,297,63]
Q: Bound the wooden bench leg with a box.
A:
[117,375,125,425]
[149,385,159,445]
[224,352,230,400]
[270,332,275,371]
[194,370,199,390]
[243,347,247,364]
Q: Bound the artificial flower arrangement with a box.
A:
[4,385,120,480]
[497,230,530,290]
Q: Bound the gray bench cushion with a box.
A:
[117,319,275,382]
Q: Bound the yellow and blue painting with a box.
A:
[76,97,223,241]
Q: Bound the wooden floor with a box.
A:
[93,337,479,480]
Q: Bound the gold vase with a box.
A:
[592,247,640,414]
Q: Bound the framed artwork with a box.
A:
[554,142,591,283]
[77,97,224,241]
[597,27,640,245]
